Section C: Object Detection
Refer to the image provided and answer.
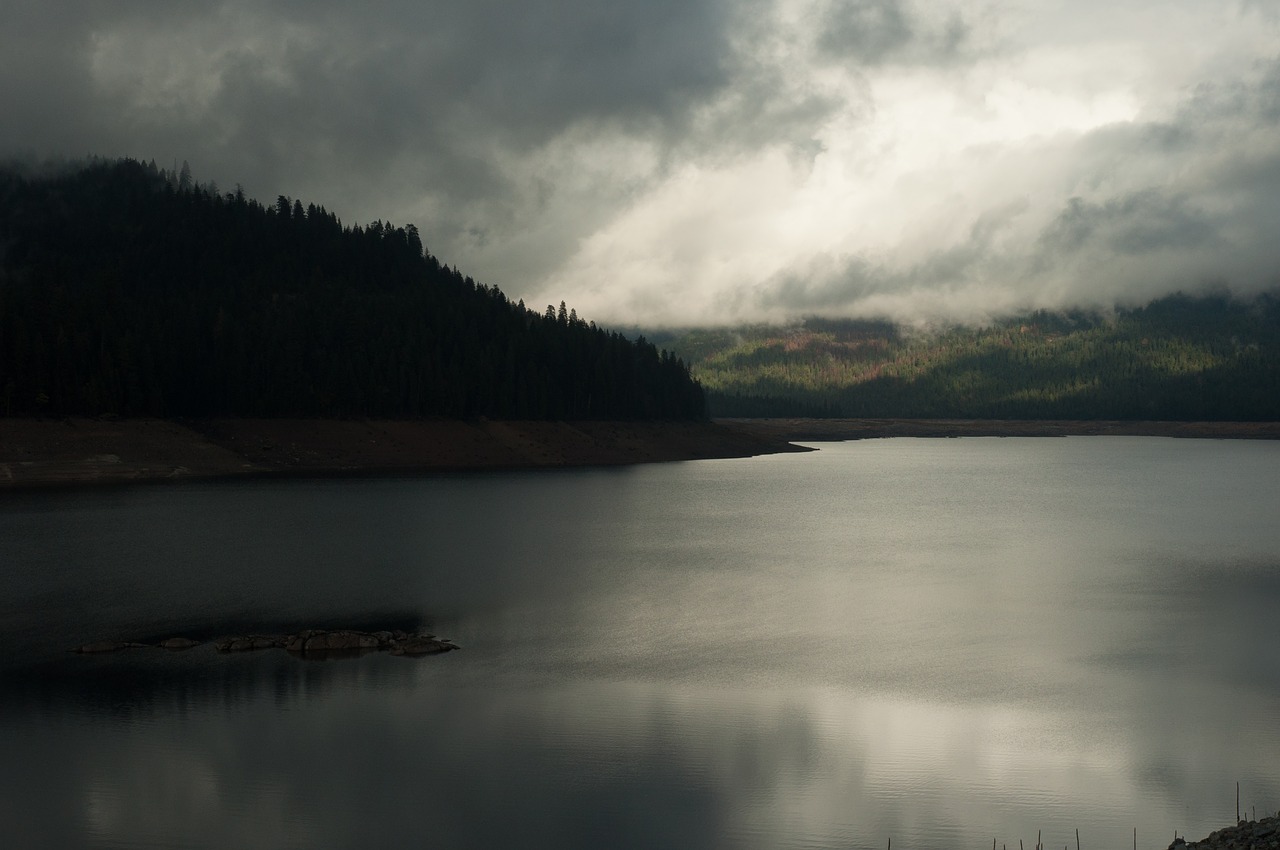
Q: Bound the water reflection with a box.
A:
[3,671,1272,850]
[1,438,1278,849]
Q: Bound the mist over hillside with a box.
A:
[650,293,1280,420]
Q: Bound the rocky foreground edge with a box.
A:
[1172,815,1280,850]
[73,628,457,658]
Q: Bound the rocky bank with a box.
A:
[1174,816,1280,850]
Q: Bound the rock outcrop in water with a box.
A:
[74,629,457,658]
[72,640,150,653]
[1173,816,1280,849]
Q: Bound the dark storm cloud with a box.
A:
[813,0,970,66]
[1038,191,1221,258]
[2,0,839,295]
[0,2,109,155]
[1046,58,1280,290]
[2,0,772,212]
[260,0,739,152]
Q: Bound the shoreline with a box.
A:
[0,417,807,491]
[3,416,1278,491]
[718,417,1280,442]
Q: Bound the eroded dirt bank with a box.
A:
[0,417,805,490]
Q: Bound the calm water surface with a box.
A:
[1,437,1278,849]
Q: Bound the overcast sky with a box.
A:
[4,1,1280,326]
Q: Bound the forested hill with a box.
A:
[651,295,1280,420]
[0,158,704,420]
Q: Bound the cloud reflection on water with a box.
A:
[1,438,1278,848]
[3,667,1269,850]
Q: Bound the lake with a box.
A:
[1,437,1278,849]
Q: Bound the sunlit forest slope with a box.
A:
[651,296,1280,420]
[0,158,704,420]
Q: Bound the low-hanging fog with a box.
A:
[4,0,1279,326]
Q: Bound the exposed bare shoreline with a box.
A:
[0,417,806,491]
[2,416,1278,491]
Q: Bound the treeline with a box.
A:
[0,158,704,420]
[652,296,1280,420]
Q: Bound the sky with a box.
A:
[4,0,1280,327]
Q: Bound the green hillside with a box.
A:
[651,295,1280,420]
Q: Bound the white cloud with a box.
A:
[528,0,1280,325]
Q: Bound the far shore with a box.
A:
[719,417,1280,442]
[2,416,1278,491]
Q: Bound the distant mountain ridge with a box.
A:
[0,158,705,420]
[650,295,1280,420]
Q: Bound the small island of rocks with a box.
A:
[73,628,457,658]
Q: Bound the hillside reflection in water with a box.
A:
[1,437,1278,849]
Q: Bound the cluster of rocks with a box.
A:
[73,629,457,658]
[1172,816,1280,850]
[216,629,457,656]
[73,640,151,653]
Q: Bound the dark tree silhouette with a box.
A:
[0,158,706,421]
